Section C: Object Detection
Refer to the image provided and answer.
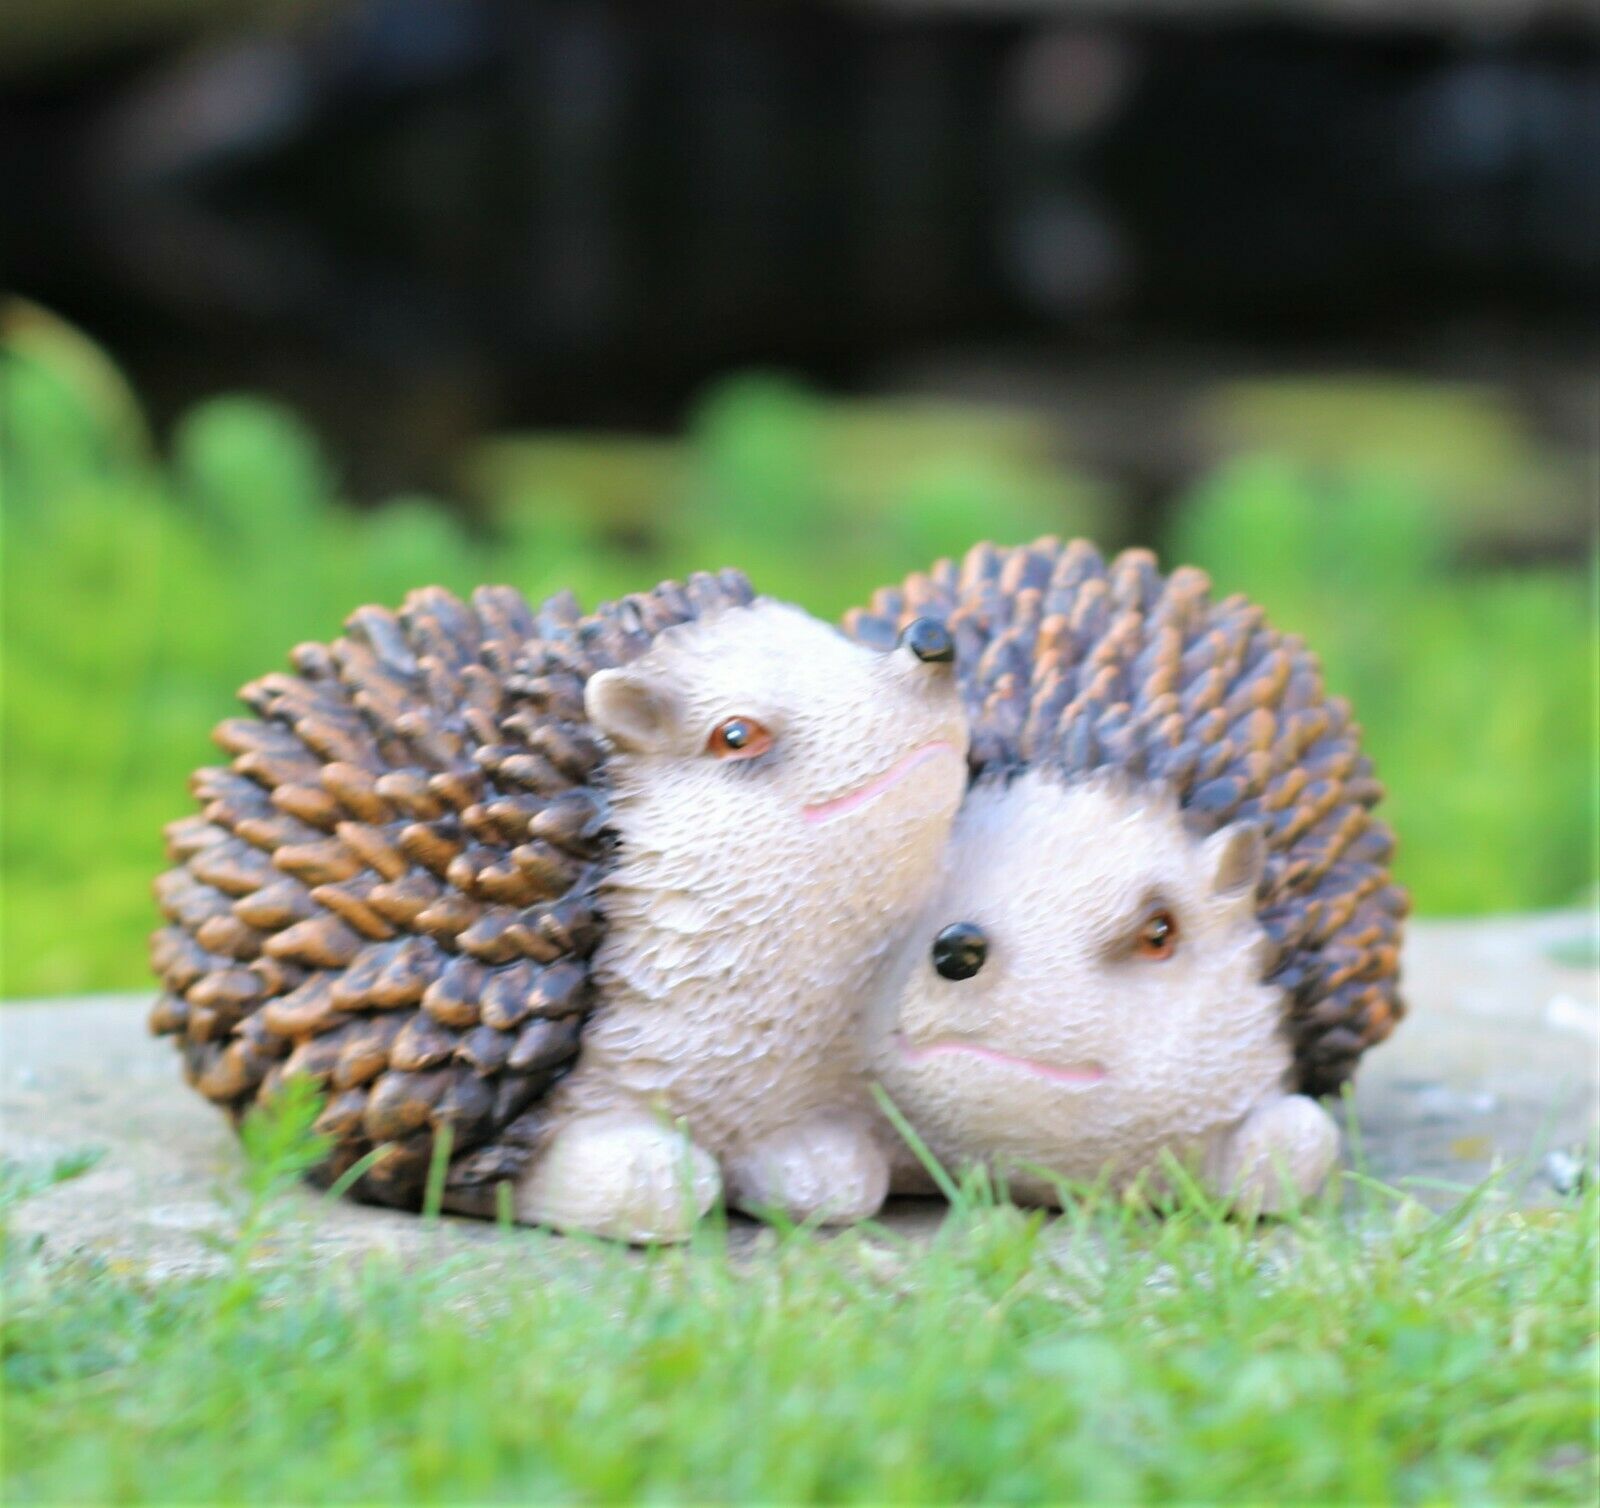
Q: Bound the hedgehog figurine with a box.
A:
[151,572,969,1242]
[844,539,1408,1211]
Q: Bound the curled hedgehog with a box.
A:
[845,538,1409,1210]
[151,573,968,1242]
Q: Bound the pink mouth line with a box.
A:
[802,740,960,826]
[896,1034,1107,1089]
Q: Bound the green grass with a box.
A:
[3,1099,1595,1505]
[1200,375,1588,556]
[2,303,1594,993]
[1170,459,1596,917]
[0,310,1099,997]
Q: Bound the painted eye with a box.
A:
[707,716,774,760]
[932,922,988,980]
[1135,910,1179,961]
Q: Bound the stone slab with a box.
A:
[2,913,1594,1275]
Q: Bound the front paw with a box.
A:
[727,1118,890,1226]
[514,1112,721,1244]
[1211,1094,1340,1215]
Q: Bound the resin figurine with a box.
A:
[846,540,1408,1211]
[152,573,968,1241]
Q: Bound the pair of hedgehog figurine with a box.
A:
[151,538,1407,1242]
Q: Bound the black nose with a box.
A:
[932,922,988,980]
[900,617,954,665]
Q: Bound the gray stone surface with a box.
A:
[2,912,1594,1274]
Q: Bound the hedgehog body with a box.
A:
[845,539,1408,1208]
[152,574,968,1239]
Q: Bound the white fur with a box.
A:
[516,600,968,1240]
[868,770,1337,1208]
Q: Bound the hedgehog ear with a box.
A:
[1205,822,1266,900]
[585,668,682,754]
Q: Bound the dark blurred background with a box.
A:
[4,0,1597,496]
[2,0,1597,994]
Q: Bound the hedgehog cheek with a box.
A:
[585,668,684,755]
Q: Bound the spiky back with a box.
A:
[150,571,755,1211]
[845,539,1407,1095]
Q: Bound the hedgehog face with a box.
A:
[871,768,1295,1199]
[587,599,968,959]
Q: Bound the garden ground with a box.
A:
[2,911,1595,1503]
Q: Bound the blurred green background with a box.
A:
[2,300,1593,997]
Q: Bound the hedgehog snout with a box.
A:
[871,620,968,748]
[889,621,959,689]
[898,617,955,665]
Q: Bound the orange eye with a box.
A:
[1135,910,1179,960]
[707,716,774,760]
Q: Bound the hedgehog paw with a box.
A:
[514,1112,721,1244]
[727,1118,890,1226]
[1211,1094,1340,1216]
